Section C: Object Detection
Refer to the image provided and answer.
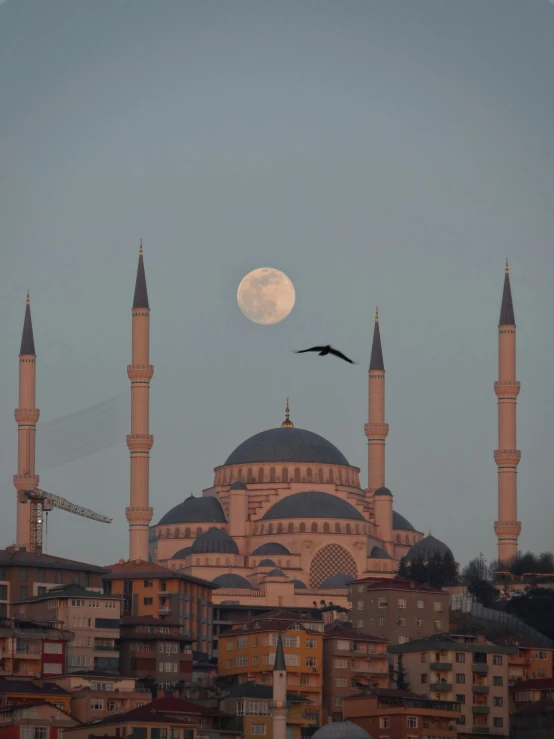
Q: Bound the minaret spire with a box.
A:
[272,632,287,739]
[14,293,40,549]
[365,308,392,553]
[126,244,154,561]
[494,262,521,562]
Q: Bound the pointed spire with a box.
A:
[281,398,294,428]
[133,241,150,310]
[499,261,515,326]
[20,291,36,355]
[274,632,286,672]
[369,307,384,371]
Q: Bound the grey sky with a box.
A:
[1,0,553,569]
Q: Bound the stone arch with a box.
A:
[216,558,220,566]
[225,558,231,566]
[294,467,300,482]
[339,470,343,485]
[307,468,313,482]
[195,558,200,565]
[237,468,243,481]
[277,523,283,534]
[282,468,288,483]
[165,528,170,538]
[318,469,324,483]
[311,522,318,533]
[335,523,341,533]
[299,522,306,533]
[270,467,276,482]
[323,522,330,533]
[346,524,352,534]
[196,527,202,537]
[288,523,294,533]
[247,468,254,482]
[309,544,357,587]
[185,528,191,538]
[355,524,359,535]
[268,524,273,535]
[329,469,334,483]
[258,467,264,483]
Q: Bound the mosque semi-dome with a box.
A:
[291,580,307,589]
[190,527,239,555]
[369,545,392,560]
[393,510,415,532]
[212,573,253,589]
[320,573,354,588]
[267,568,286,577]
[224,427,350,467]
[375,486,392,496]
[406,534,452,561]
[312,722,372,739]
[262,491,364,521]
[158,495,226,526]
[252,543,291,556]
[171,546,193,560]
[258,559,276,567]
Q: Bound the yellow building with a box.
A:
[218,610,323,731]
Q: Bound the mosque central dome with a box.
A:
[224,427,350,467]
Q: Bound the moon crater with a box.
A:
[237,268,296,325]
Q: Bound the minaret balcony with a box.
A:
[494,380,520,398]
[364,423,389,440]
[14,409,40,424]
[13,474,39,491]
[494,521,522,538]
[126,434,154,452]
[126,506,153,525]
[127,364,154,382]
[494,449,521,467]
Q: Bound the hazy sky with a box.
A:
[1,0,553,570]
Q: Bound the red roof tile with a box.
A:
[81,696,214,727]
[324,623,388,642]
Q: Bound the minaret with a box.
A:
[14,292,40,550]
[365,308,389,494]
[272,632,287,739]
[494,261,521,562]
[126,243,154,561]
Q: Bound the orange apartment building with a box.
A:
[53,672,151,723]
[103,560,215,654]
[0,701,78,739]
[492,637,553,685]
[343,688,461,739]
[217,610,323,726]
[0,677,71,713]
[0,618,73,679]
[322,623,389,722]
[12,584,120,673]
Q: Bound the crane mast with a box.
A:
[24,489,112,553]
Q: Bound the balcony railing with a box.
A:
[472,705,490,714]
[430,683,452,692]
[472,726,490,734]
[94,644,117,651]
[158,607,172,615]
[430,662,452,671]
[472,664,489,674]
[472,685,489,694]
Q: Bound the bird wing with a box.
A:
[328,347,357,364]
[293,346,327,354]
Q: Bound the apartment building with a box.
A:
[492,637,553,685]
[13,584,120,673]
[343,688,461,739]
[349,577,450,644]
[53,672,151,722]
[389,633,517,736]
[103,560,215,653]
[509,676,554,712]
[0,548,107,617]
[0,701,78,739]
[0,677,71,713]
[0,617,72,679]
[118,616,193,690]
[217,610,324,725]
[322,623,389,722]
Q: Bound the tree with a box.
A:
[504,587,554,641]
[427,551,446,589]
[442,550,459,586]
[390,654,410,691]
[397,557,410,578]
[462,557,499,607]
[409,554,428,584]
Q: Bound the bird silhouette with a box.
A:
[293,345,358,364]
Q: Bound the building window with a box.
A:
[420,654,427,663]
[0,585,8,600]
[251,725,266,736]
[285,654,300,667]
[37,569,46,583]
[306,639,317,649]
[493,655,503,666]
[144,580,153,587]
[237,636,248,649]
[356,601,364,611]
[300,675,310,686]
[236,654,248,667]
[306,657,317,668]
[417,600,424,609]
[252,638,258,647]
[55,571,62,584]
[434,621,442,631]
[378,598,387,608]
[91,699,104,711]
[398,599,406,609]
[43,663,63,674]
[397,618,406,626]
[21,729,48,739]
[227,640,234,651]
[515,691,533,702]
[336,640,350,651]
[456,674,465,684]
[44,643,63,654]
[252,656,259,666]
[379,718,390,729]
[407,717,418,729]
[379,617,385,626]
[335,678,347,687]
[417,619,424,627]
[433,602,443,612]
[421,674,427,684]
[493,676,503,686]
[19,586,28,600]
[456,694,465,704]
[455,653,465,663]
[226,659,232,669]
[358,585,364,593]
[237,702,272,717]
[20,568,28,582]
[282,634,300,648]
[493,718,503,728]
[398,636,408,644]
[357,620,364,629]
[334,659,348,669]
[493,697,503,707]
[151,731,168,739]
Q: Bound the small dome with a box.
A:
[393,510,415,532]
[320,573,353,588]
[267,568,286,577]
[406,534,453,562]
[257,559,276,567]
[252,542,291,556]
[374,487,392,497]
[262,491,364,521]
[312,722,372,739]
[158,495,226,525]
[229,481,247,490]
[369,545,392,560]
[212,573,253,590]
[190,527,239,555]
[171,546,193,560]
[291,579,307,589]
[225,427,349,466]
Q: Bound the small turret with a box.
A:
[369,307,384,371]
[20,291,35,356]
[499,259,515,326]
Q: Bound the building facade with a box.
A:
[0,618,72,679]
[53,672,151,723]
[348,577,450,644]
[388,633,517,736]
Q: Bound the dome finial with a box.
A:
[375,306,379,322]
[139,239,143,256]
[505,258,509,273]
[281,398,294,428]
[26,290,30,306]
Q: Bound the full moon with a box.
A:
[237,268,296,325]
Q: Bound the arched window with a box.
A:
[278,560,282,567]
[268,524,274,535]
[216,558,220,566]
[204,558,208,565]
[196,559,200,566]
[270,467,276,483]
[300,523,306,533]
[226,558,231,566]
[311,522,318,533]
[287,560,291,567]
[405,534,410,545]
[339,470,343,485]
[238,468,243,481]
[247,468,254,482]
[335,523,341,533]
[185,528,191,538]
[288,522,294,533]
[277,523,283,534]
[282,468,288,483]
[196,527,202,537]
[165,529,170,539]
[396,535,401,544]
[318,469,324,483]
[329,469,334,483]
[258,467,264,483]
[307,468,313,482]
[294,468,301,482]
[260,525,265,535]
[323,522,330,533]
[346,524,352,534]
[355,524,359,535]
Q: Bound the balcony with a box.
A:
[430,662,452,671]
[472,705,490,715]
[430,683,452,692]
[14,649,41,658]
[158,606,172,615]
[472,664,489,674]
[472,685,489,694]
[158,591,171,596]
[472,727,490,734]
[94,644,118,652]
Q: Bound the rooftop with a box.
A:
[324,623,387,643]
[104,559,215,588]
[224,682,309,703]
[0,547,107,573]
[77,696,217,727]
[511,677,554,692]
[351,576,446,593]
[388,632,518,655]
[0,678,70,696]
[12,583,116,604]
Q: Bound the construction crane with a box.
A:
[23,489,112,553]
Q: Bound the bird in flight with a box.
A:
[293,345,358,364]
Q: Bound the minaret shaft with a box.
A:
[494,266,521,562]
[126,249,154,561]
